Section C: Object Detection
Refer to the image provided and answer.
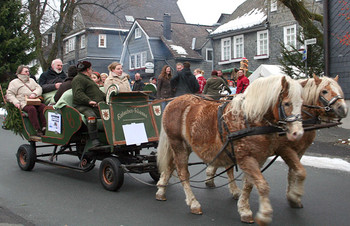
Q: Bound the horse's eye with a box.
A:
[284,102,290,107]
[322,90,328,95]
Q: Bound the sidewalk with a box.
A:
[339,100,350,129]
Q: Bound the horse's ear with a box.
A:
[313,74,322,85]
[281,76,289,92]
[300,79,308,87]
[334,75,339,82]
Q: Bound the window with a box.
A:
[135,28,141,39]
[233,35,244,58]
[257,30,269,56]
[68,37,75,52]
[221,38,231,61]
[206,48,213,61]
[81,35,85,49]
[271,0,277,12]
[52,33,56,44]
[65,41,69,54]
[125,15,134,22]
[129,51,147,69]
[42,35,48,47]
[284,24,297,51]
[99,34,106,48]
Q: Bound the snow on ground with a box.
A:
[272,156,350,172]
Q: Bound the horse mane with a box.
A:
[301,76,344,105]
[228,75,302,122]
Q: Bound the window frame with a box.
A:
[129,51,147,70]
[98,34,107,48]
[80,34,86,49]
[256,30,269,56]
[283,24,297,51]
[206,48,213,62]
[271,0,277,12]
[221,37,231,61]
[68,37,75,52]
[135,28,141,39]
[233,35,244,59]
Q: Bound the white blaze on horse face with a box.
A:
[329,83,348,118]
[286,88,304,141]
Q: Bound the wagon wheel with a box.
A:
[99,157,124,191]
[148,158,160,182]
[16,144,36,171]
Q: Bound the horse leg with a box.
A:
[279,148,306,208]
[174,144,202,215]
[238,156,273,225]
[227,167,241,200]
[237,175,254,223]
[156,161,175,201]
[205,165,217,187]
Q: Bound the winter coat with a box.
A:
[196,75,207,94]
[38,67,67,93]
[203,75,231,100]
[54,77,74,103]
[170,68,199,97]
[236,75,250,94]
[104,72,132,92]
[6,74,43,109]
[132,80,145,91]
[72,73,106,107]
[157,76,173,99]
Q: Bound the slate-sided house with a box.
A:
[325,0,350,98]
[61,0,185,74]
[209,0,323,77]
[120,14,215,80]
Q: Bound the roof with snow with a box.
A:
[211,8,267,35]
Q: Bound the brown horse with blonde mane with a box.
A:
[205,75,348,214]
[156,75,304,225]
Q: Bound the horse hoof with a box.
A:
[288,200,303,208]
[156,193,167,201]
[205,181,216,188]
[255,217,269,226]
[190,207,203,215]
[241,215,254,224]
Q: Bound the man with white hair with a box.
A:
[39,58,67,93]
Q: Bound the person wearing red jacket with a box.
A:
[236,69,249,94]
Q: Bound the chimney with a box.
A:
[163,13,171,40]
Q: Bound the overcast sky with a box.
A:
[177,0,247,25]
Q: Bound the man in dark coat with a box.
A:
[132,73,145,91]
[39,59,67,93]
[170,62,199,97]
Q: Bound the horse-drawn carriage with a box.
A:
[3,85,162,191]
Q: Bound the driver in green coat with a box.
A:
[72,61,106,147]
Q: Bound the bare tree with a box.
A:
[23,0,129,71]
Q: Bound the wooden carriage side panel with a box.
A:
[41,106,82,145]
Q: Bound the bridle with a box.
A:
[303,94,343,113]
[277,90,302,125]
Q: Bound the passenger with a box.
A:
[132,73,145,91]
[236,69,249,94]
[157,65,173,110]
[53,65,78,103]
[38,58,67,94]
[104,62,132,92]
[203,70,231,100]
[6,65,46,136]
[194,68,206,94]
[100,73,108,85]
[91,71,103,87]
[170,61,199,97]
[72,61,106,147]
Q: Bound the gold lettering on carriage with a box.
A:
[117,108,148,120]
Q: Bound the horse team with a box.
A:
[155,74,348,225]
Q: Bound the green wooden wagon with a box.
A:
[13,85,163,191]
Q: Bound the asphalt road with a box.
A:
[0,123,350,226]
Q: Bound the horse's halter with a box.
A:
[277,91,302,125]
[319,94,343,112]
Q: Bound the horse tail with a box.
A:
[157,122,173,173]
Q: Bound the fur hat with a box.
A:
[211,70,218,76]
[77,61,91,72]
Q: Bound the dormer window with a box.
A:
[135,28,141,39]
[99,34,106,48]
[125,15,134,22]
